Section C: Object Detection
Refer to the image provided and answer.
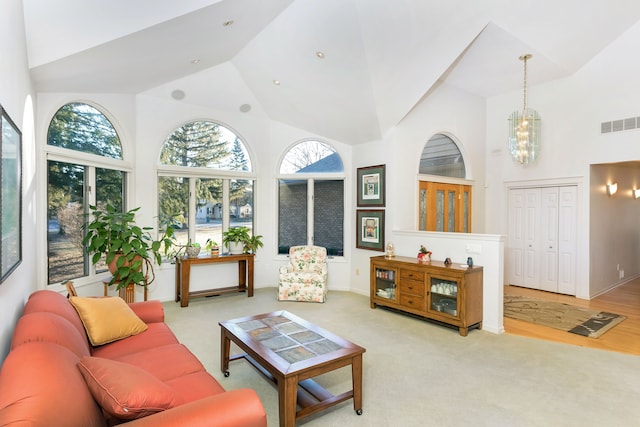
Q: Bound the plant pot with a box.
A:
[417,253,431,262]
[228,241,244,255]
[186,246,201,258]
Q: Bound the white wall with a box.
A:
[0,0,36,359]
[350,83,488,297]
[485,20,640,298]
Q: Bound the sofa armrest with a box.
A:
[125,389,266,427]
[128,300,164,323]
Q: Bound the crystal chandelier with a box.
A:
[508,54,540,165]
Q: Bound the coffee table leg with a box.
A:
[278,376,298,427]
[352,354,363,415]
[220,329,230,377]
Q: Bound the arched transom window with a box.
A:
[158,120,254,249]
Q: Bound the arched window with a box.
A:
[419,134,465,178]
[46,102,126,285]
[278,140,344,256]
[418,134,472,232]
[48,102,123,159]
[157,121,254,249]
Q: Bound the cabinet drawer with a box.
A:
[400,294,426,310]
[399,280,425,296]
[400,269,425,282]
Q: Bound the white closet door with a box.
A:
[557,186,577,295]
[523,189,541,288]
[507,185,577,295]
[539,188,559,292]
[508,189,525,285]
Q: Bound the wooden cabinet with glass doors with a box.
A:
[370,255,483,336]
[418,181,472,232]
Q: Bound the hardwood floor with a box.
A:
[503,277,640,356]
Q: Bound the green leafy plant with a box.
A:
[244,234,264,254]
[205,239,219,252]
[81,205,176,289]
[222,226,263,254]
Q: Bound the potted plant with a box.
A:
[417,245,432,262]
[205,239,219,255]
[185,241,201,258]
[244,234,264,254]
[82,204,176,290]
[222,226,251,255]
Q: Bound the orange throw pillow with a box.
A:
[69,296,148,346]
[77,356,178,420]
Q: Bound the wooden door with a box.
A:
[418,181,472,232]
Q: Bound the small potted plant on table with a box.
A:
[205,239,219,256]
[417,245,432,262]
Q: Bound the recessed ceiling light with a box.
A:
[171,90,186,100]
[223,20,234,27]
[273,80,280,86]
[316,51,325,59]
[191,59,200,65]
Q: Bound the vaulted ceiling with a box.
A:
[23,0,640,144]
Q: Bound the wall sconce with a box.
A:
[634,188,640,199]
[606,182,618,196]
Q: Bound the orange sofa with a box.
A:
[0,290,266,427]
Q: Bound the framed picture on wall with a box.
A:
[356,209,385,251]
[1,104,22,283]
[357,164,385,207]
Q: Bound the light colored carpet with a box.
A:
[504,295,626,338]
[163,288,640,427]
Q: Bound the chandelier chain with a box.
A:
[522,55,528,114]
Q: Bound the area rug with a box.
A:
[504,295,626,338]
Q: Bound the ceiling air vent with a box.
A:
[601,122,612,133]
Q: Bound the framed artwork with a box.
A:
[356,209,385,251]
[1,104,22,283]
[357,164,385,207]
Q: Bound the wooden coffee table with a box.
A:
[220,310,365,427]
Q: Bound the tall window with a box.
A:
[158,121,254,249]
[278,140,344,256]
[417,134,472,232]
[47,103,126,285]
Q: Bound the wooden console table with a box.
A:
[175,253,254,307]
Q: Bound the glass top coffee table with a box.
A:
[219,310,365,427]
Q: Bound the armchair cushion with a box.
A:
[278,245,328,302]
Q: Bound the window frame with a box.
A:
[44,102,131,288]
[276,140,346,258]
[156,121,256,249]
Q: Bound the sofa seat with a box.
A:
[0,290,266,427]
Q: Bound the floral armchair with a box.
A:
[278,245,328,303]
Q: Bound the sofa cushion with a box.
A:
[0,343,105,427]
[70,296,148,346]
[112,343,207,381]
[91,322,179,359]
[22,290,89,346]
[77,356,179,421]
[11,311,90,357]
[165,371,226,404]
